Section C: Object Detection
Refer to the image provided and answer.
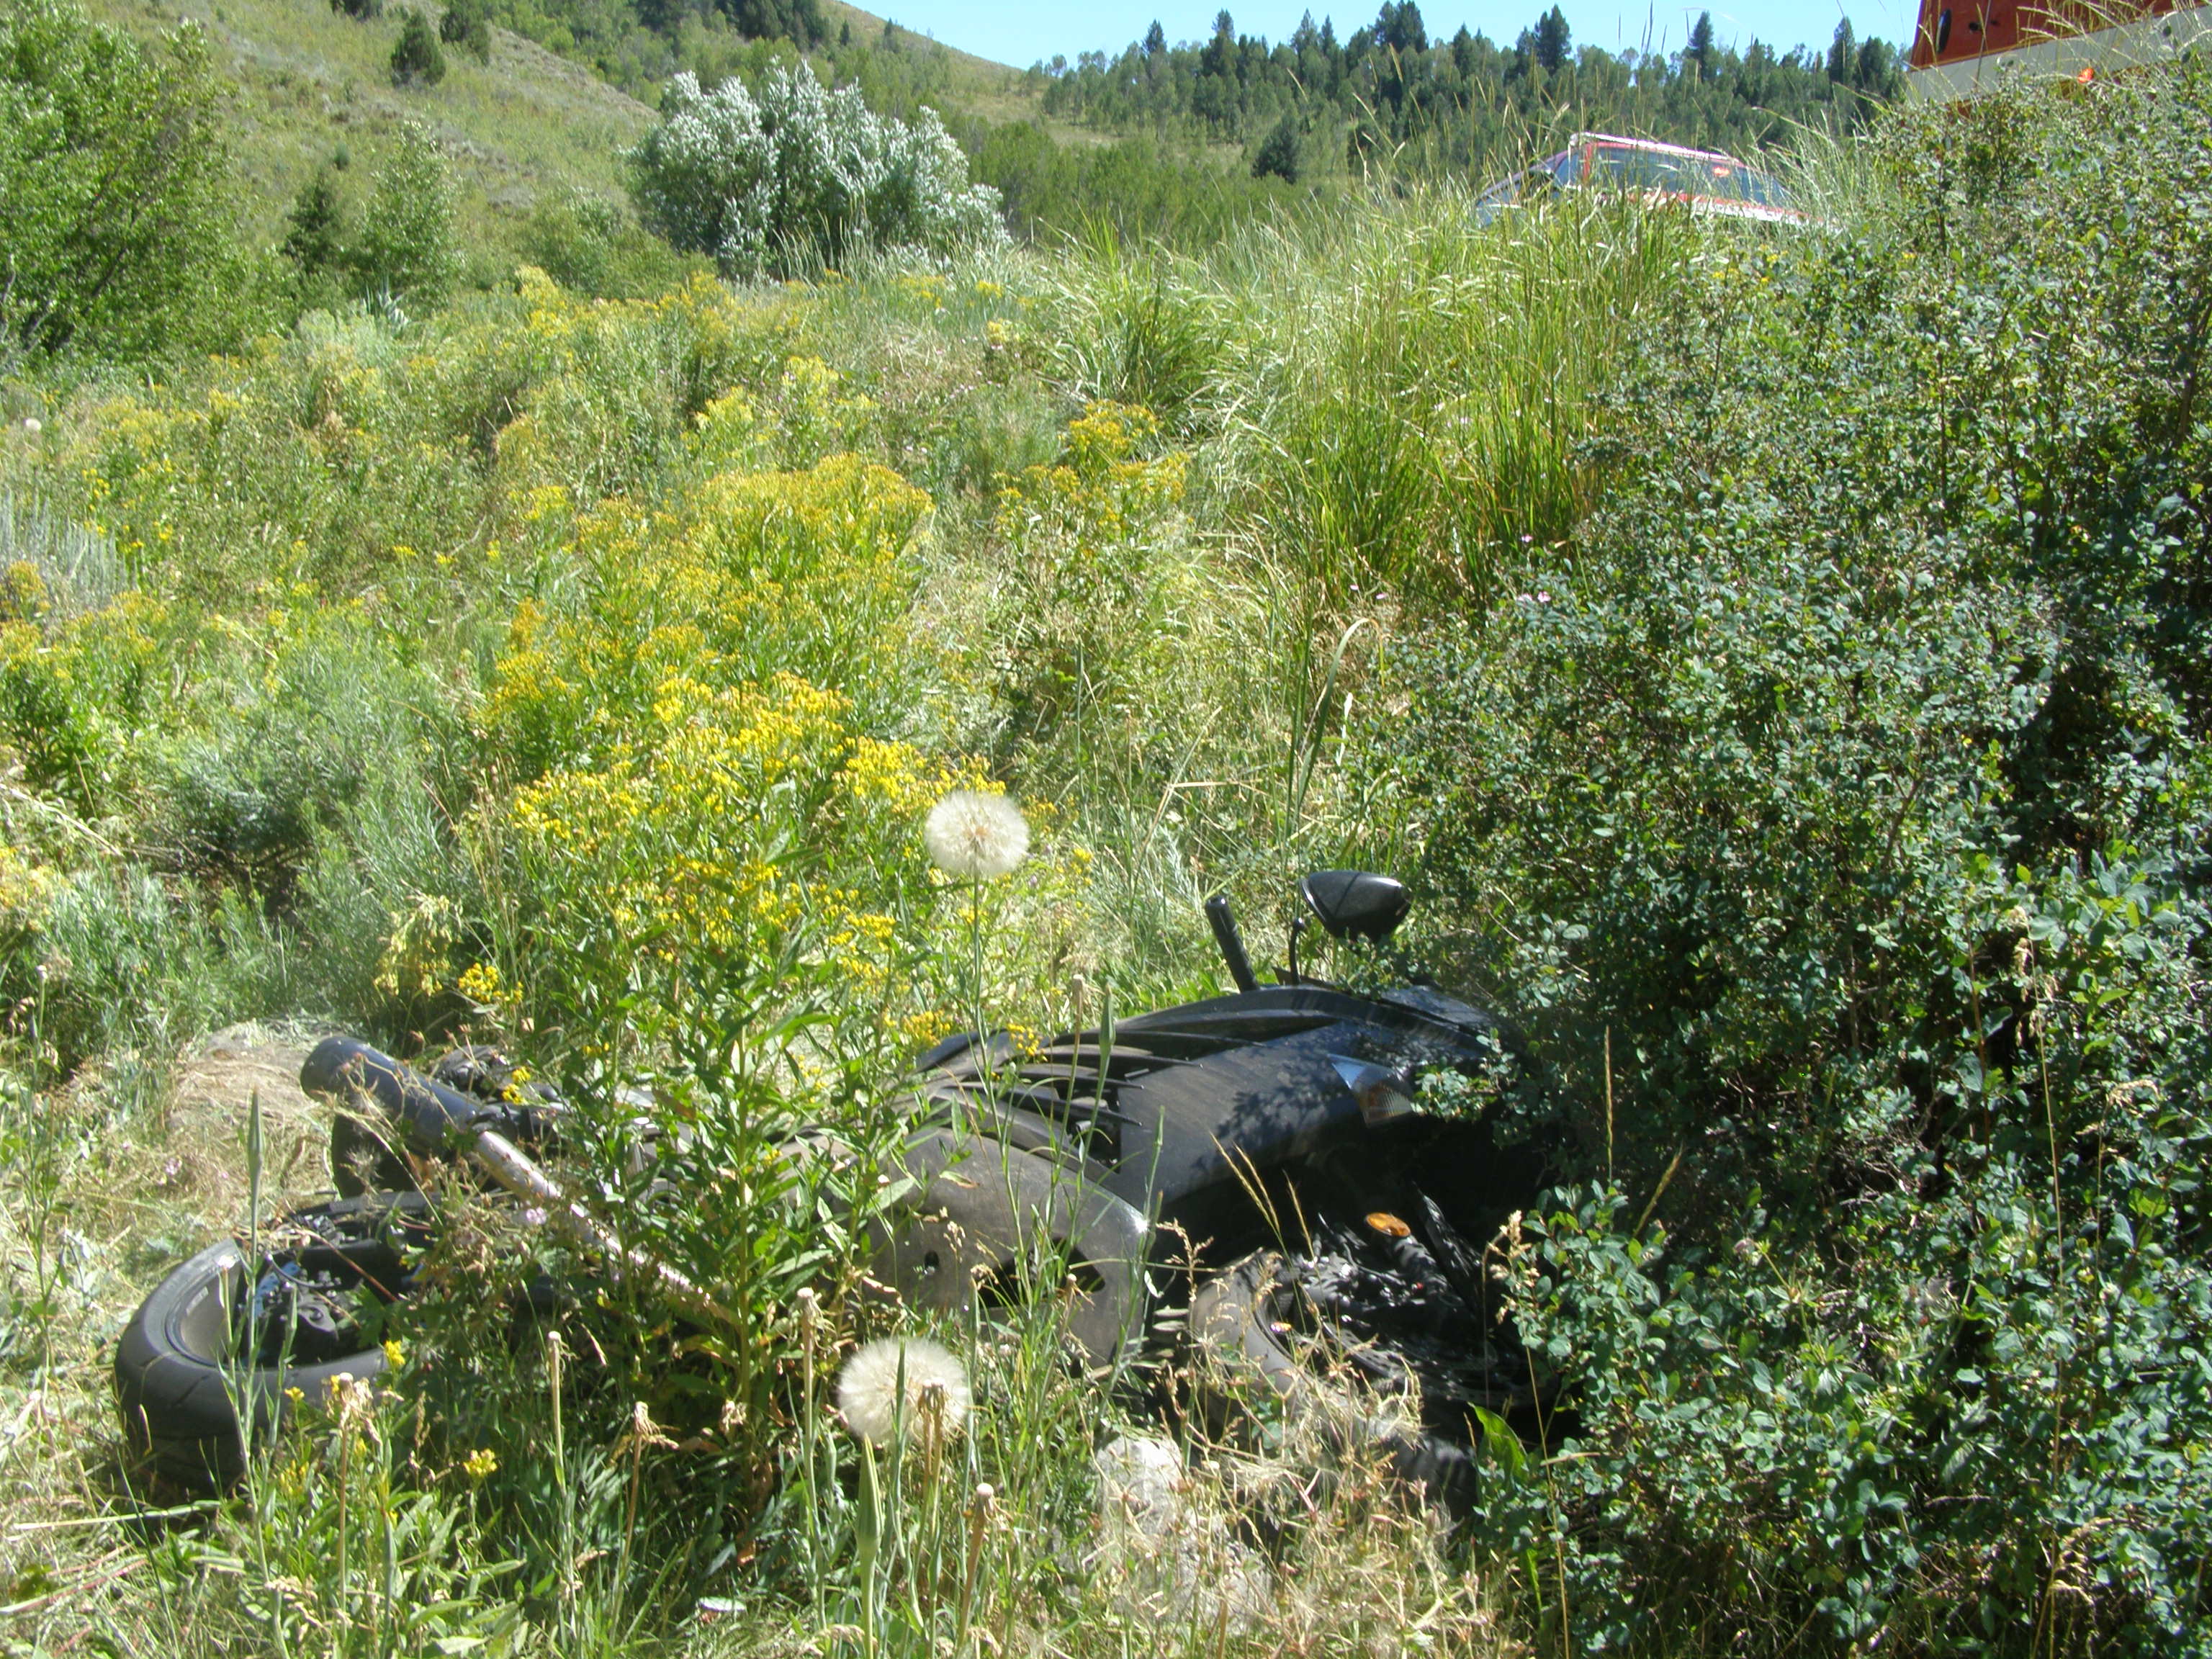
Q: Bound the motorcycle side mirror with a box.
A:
[1298,869,1411,944]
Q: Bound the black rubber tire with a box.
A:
[1189,1248,1478,1511]
[114,1192,431,1487]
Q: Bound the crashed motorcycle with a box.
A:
[114,871,1550,1502]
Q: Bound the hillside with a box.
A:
[78,0,1899,274]
[74,0,1110,264]
[81,0,655,257]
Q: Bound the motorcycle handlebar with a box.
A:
[1205,894,1260,994]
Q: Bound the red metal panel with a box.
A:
[1912,0,2192,67]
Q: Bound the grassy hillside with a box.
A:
[82,0,655,260]
[73,0,1141,274]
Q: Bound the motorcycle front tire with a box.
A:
[114,1192,429,1487]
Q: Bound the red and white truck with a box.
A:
[1907,0,2212,97]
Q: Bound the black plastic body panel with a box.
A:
[1102,986,1509,1221]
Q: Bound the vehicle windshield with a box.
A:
[1476,139,1798,225]
[1585,141,1794,207]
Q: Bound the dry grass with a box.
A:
[0,1030,322,1642]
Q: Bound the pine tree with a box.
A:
[439,0,490,64]
[282,167,349,276]
[1686,11,1715,79]
[1534,4,1570,70]
[390,7,445,84]
[1378,1,1426,54]
[728,0,827,47]
[1251,112,1300,181]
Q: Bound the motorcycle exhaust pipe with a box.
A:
[1205,894,1260,994]
[301,1038,734,1330]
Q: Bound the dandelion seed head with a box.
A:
[835,1336,970,1447]
[923,791,1029,881]
[22,418,40,436]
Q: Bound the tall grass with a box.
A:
[1222,186,1700,606]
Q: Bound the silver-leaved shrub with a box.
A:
[629,63,1005,280]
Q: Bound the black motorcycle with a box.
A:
[114,872,1550,1501]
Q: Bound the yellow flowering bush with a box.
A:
[508,671,942,992]
[374,891,469,1002]
[483,451,931,783]
[482,270,811,522]
[977,400,1195,754]
[0,840,58,935]
[765,355,877,470]
[0,588,173,812]
[688,388,765,475]
[476,421,958,1058]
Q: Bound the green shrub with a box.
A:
[518,191,703,299]
[354,123,459,309]
[0,0,245,361]
[1396,63,2212,1652]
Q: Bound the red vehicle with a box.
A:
[1473,133,1807,227]
[1907,0,2212,97]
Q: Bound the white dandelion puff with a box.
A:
[835,1336,970,1447]
[22,418,41,436]
[924,791,1029,881]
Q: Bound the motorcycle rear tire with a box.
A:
[1189,1247,1477,1511]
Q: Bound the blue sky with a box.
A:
[880,0,1917,71]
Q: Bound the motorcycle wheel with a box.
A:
[1189,1247,1478,1511]
[114,1192,431,1486]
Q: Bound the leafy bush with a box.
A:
[0,0,244,361]
[518,191,704,299]
[629,63,1006,279]
[354,124,459,308]
[1396,64,2212,1652]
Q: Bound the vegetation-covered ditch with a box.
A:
[2,38,2211,1659]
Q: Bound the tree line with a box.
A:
[1033,2,1904,180]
